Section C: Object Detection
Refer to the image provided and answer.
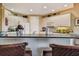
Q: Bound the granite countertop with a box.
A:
[0,34,79,38]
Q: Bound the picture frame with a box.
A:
[75,19,79,26]
[5,17,8,26]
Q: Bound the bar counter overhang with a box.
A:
[0,34,79,39]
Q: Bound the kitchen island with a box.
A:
[0,34,78,56]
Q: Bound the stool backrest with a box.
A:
[50,44,79,56]
[0,42,27,56]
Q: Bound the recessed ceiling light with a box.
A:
[64,4,68,7]
[43,6,47,9]
[52,9,55,12]
[10,8,14,10]
[30,9,33,11]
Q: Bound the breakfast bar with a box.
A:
[0,34,78,56]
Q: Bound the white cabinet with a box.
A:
[7,32,16,36]
[46,14,71,26]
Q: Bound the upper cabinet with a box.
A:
[46,13,71,27]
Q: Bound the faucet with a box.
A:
[32,31,36,35]
[45,26,48,36]
[42,27,48,36]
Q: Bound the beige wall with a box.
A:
[0,4,4,31]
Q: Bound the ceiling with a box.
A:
[3,3,73,15]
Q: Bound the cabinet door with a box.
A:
[23,23,30,34]
[46,14,71,26]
